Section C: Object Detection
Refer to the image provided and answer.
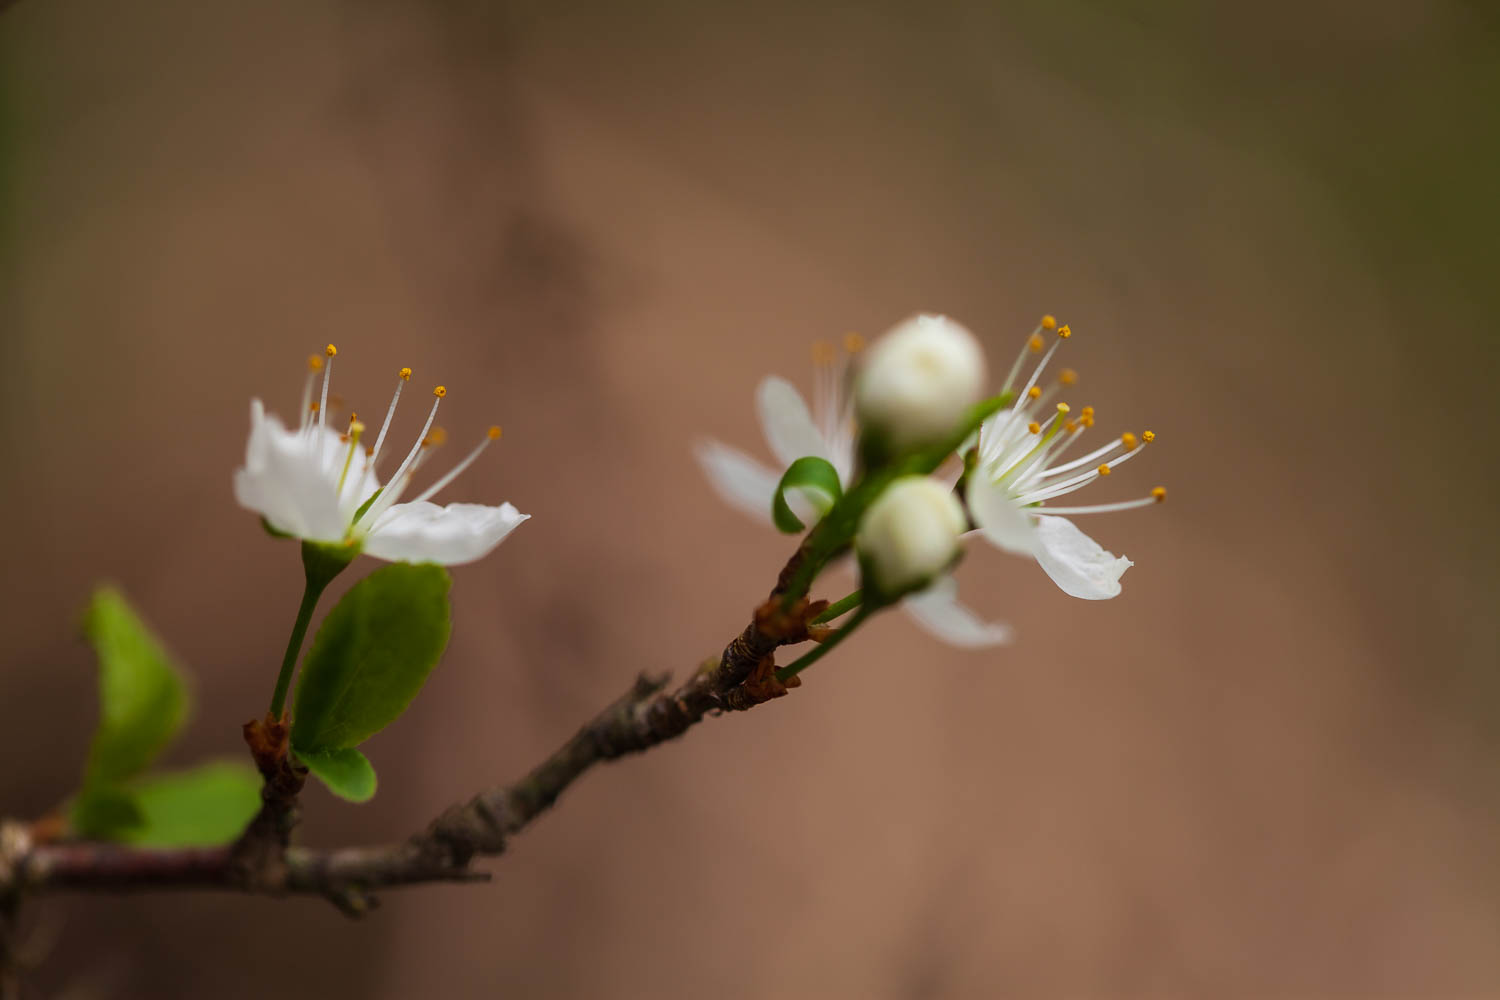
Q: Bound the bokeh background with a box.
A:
[3,0,1498,996]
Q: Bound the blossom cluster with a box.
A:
[233,315,1164,651]
[696,314,1165,647]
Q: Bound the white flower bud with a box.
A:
[857,475,968,595]
[855,314,987,450]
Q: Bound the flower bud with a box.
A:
[855,314,987,451]
[857,475,967,596]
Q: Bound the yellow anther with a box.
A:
[325,344,338,357]
[1056,402,1071,414]
[423,427,448,448]
[1097,463,1111,476]
[1064,418,1078,432]
[1057,325,1071,339]
[1058,367,1078,386]
[1027,421,1041,434]
[1151,486,1167,502]
[433,385,447,398]
[307,355,324,372]
[1028,333,1044,353]
[1080,413,1095,428]
[811,340,837,365]
[487,425,503,440]
[842,332,865,354]
[1040,315,1057,331]
[1121,432,1138,451]
[1142,429,1156,443]
[1027,385,1042,400]
[309,401,321,413]
[1080,405,1095,419]
[399,367,412,381]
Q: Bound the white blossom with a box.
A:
[234,346,528,566]
[854,314,987,450]
[856,475,967,595]
[965,319,1164,600]
[694,334,1010,648]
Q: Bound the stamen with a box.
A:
[1057,325,1072,339]
[1028,334,1044,353]
[1040,315,1057,332]
[1027,386,1042,400]
[299,355,323,430]
[1031,492,1164,515]
[368,367,412,469]
[1027,421,1041,434]
[1142,430,1156,443]
[1152,486,1167,502]
[811,341,836,365]
[1059,368,1078,386]
[316,344,336,460]
[361,387,445,524]
[842,332,865,354]
[1001,325,1046,393]
[1121,432,1139,451]
[1097,464,1111,476]
[336,420,366,496]
[409,425,504,505]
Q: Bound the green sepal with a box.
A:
[771,456,844,534]
[297,747,378,803]
[300,538,360,587]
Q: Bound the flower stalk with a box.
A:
[268,541,357,718]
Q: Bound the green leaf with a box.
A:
[291,562,452,752]
[297,747,377,803]
[79,587,189,790]
[771,456,844,534]
[120,761,263,847]
[69,787,143,840]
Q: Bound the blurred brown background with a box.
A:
[2,0,1498,996]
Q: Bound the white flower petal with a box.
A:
[364,501,529,566]
[965,474,1039,557]
[693,439,780,525]
[1031,514,1132,600]
[232,399,354,543]
[756,375,829,468]
[900,576,1013,648]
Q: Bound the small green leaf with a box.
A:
[771,456,844,534]
[120,761,263,847]
[291,562,452,752]
[79,587,189,790]
[69,787,143,840]
[297,747,377,803]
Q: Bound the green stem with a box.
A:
[776,606,873,683]
[268,541,356,718]
[812,589,863,624]
[268,578,326,719]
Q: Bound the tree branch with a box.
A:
[0,579,829,915]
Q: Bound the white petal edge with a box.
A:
[965,474,1039,557]
[899,576,1013,649]
[756,375,829,468]
[364,501,529,566]
[1031,514,1132,600]
[693,439,780,525]
[232,399,354,543]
